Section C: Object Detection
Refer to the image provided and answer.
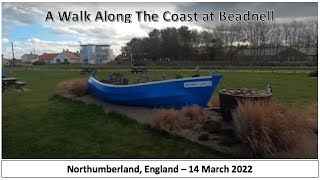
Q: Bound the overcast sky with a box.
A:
[1,2,318,59]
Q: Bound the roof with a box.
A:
[63,51,80,60]
[296,48,317,56]
[236,47,317,56]
[235,48,287,56]
[39,53,59,60]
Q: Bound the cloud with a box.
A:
[2,3,44,25]
[2,38,9,44]
[2,2,318,58]
[2,27,13,36]
[177,2,318,18]
[3,2,190,56]
[176,2,318,29]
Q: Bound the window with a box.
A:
[64,59,68,63]
[56,59,60,63]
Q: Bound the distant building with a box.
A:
[234,47,317,65]
[39,50,80,64]
[80,44,114,64]
[113,54,130,65]
[235,48,285,57]
[53,50,80,64]
[39,53,59,64]
[296,48,318,62]
[21,52,39,63]
[276,48,307,61]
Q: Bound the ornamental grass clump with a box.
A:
[232,100,317,158]
[58,78,88,97]
[151,105,207,132]
[181,105,207,131]
[151,109,185,132]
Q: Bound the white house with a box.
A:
[39,53,59,64]
[21,53,39,63]
[39,51,80,64]
[53,51,80,64]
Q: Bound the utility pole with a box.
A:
[79,41,83,67]
[11,42,15,67]
[11,42,14,60]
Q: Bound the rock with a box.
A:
[219,128,237,138]
[198,133,209,141]
[203,120,222,134]
[218,136,242,147]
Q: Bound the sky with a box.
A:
[1,2,318,59]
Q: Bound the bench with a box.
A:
[81,68,96,74]
[131,67,148,74]
[15,81,26,91]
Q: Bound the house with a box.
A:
[276,48,307,61]
[114,54,130,64]
[39,51,80,64]
[234,47,317,65]
[235,48,286,57]
[53,51,80,64]
[21,52,39,63]
[80,44,114,64]
[39,53,59,64]
[296,48,318,62]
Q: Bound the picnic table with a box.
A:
[131,66,147,74]
[80,67,96,74]
[2,77,26,92]
[2,77,17,86]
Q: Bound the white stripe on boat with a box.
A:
[89,75,216,88]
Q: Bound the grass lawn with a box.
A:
[2,69,317,158]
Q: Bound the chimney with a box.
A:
[63,49,65,52]
[67,49,69,52]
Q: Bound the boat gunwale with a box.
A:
[88,74,222,88]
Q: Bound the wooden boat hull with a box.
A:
[87,74,222,108]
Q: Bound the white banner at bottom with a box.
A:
[2,160,318,178]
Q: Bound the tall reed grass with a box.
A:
[232,100,317,158]
[58,78,88,97]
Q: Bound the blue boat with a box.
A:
[87,73,222,108]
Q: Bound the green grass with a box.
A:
[2,69,317,158]
[24,63,317,72]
